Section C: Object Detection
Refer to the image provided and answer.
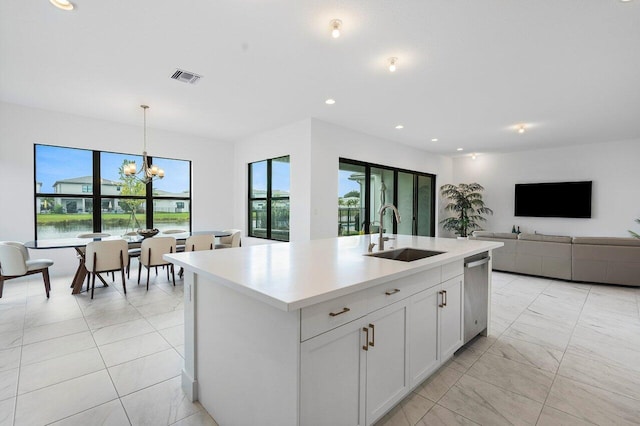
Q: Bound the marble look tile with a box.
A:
[558,352,640,401]
[415,366,463,402]
[0,368,18,400]
[14,370,118,426]
[536,406,594,426]
[503,321,572,351]
[567,325,640,373]
[22,317,88,345]
[78,297,131,317]
[417,404,479,426]
[515,309,576,333]
[23,305,83,329]
[49,399,129,426]
[487,336,562,373]
[0,347,21,372]
[20,330,95,366]
[171,410,219,426]
[466,353,554,403]
[135,297,183,317]
[375,392,434,426]
[85,306,143,331]
[582,295,639,318]
[546,376,640,426]
[121,376,201,426]
[109,348,182,396]
[159,325,184,347]
[439,375,542,426]
[92,317,155,346]
[449,346,483,372]
[0,397,15,426]
[127,291,176,307]
[465,335,497,353]
[0,329,22,350]
[542,282,590,300]
[527,295,584,320]
[18,347,105,394]
[146,310,184,330]
[99,331,171,367]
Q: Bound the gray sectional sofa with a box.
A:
[470,231,640,286]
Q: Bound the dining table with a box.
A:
[24,230,231,294]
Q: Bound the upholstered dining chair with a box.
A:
[178,234,215,278]
[215,229,242,249]
[0,241,54,298]
[139,237,177,290]
[75,232,112,285]
[84,239,128,299]
[162,229,187,252]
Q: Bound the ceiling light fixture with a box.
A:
[457,148,464,151]
[388,57,398,72]
[471,153,477,160]
[431,138,438,142]
[50,0,74,10]
[518,124,526,134]
[395,125,404,129]
[330,19,342,38]
[325,98,336,105]
[124,105,165,184]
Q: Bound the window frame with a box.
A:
[247,155,290,241]
[33,144,192,240]
[338,158,436,237]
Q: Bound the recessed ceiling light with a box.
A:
[395,125,404,129]
[518,124,526,134]
[471,153,477,160]
[457,148,463,151]
[388,57,398,72]
[431,138,438,142]
[330,19,342,38]
[50,0,74,10]
[325,99,336,105]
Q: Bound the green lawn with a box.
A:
[37,212,189,225]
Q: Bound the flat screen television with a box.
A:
[514,181,592,218]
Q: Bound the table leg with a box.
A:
[71,263,87,294]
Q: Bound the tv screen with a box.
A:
[514,181,592,218]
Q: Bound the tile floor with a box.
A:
[1,269,639,425]
[375,272,640,426]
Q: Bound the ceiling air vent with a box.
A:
[170,69,202,84]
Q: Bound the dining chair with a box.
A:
[179,234,215,278]
[84,239,128,299]
[75,233,112,284]
[215,229,242,249]
[139,237,177,290]
[124,232,142,279]
[0,241,54,298]
[162,230,187,252]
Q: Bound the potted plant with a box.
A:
[440,183,493,238]
[630,218,640,239]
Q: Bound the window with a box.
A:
[338,159,436,237]
[34,144,191,239]
[248,155,290,241]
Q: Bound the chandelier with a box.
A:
[124,105,165,183]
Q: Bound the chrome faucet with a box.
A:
[378,203,401,250]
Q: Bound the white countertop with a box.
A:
[165,235,503,311]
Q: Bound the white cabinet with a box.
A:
[408,274,464,388]
[439,275,464,360]
[300,301,409,426]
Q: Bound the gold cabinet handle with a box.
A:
[385,288,400,296]
[329,307,350,317]
[443,290,447,307]
[439,290,444,308]
[363,327,369,351]
[369,323,375,347]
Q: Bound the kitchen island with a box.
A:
[165,235,503,426]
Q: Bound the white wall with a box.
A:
[452,139,640,237]
[232,119,311,244]
[0,102,234,275]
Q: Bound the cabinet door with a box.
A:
[439,276,464,361]
[408,285,440,387]
[365,301,409,424]
[300,319,366,426]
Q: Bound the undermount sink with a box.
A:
[365,247,446,262]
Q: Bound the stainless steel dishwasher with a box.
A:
[463,252,491,344]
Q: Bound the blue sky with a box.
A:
[36,145,190,194]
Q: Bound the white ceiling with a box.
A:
[1,1,639,156]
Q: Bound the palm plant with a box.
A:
[440,183,493,237]
[630,218,640,239]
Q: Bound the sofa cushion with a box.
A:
[572,237,640,247]
[518,233,572,244]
